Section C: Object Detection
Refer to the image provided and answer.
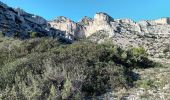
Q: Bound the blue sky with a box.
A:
[1,0,170,22]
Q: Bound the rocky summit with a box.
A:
[49,12,170,38]
[49,13,170,59]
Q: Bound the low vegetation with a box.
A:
[0,36,157,99]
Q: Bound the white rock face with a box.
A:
[49,16,85,38]
[49,12,170,39]
[94,12,112,22]
[84,13,114,37]
[49,13,170,58]
[152,18,170,25]
[49,13,115,37]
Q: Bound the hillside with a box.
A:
[0,1,170,100]
[1,0,170,60]
[0,36,158,99]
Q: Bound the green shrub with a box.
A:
[130,47,147,57]
[0,37,156,99]
[135,79,155,90]
[30,32,37,38]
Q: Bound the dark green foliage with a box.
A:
[29,32,37,38]
[163,45,170,54]
[0,37,156,99]
[124,47,156,68]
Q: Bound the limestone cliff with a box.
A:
[49,12,170,58]
[49,12,170,39]
[49,16,85,39]
[1,1,170,58]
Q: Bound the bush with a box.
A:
[0,37,156,99]
[130,47,147,57]
[30,32,37,38]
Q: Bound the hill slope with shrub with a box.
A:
[0,36,157,99]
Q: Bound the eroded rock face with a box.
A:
[0,1,66,39]
[83,13,114,37]
[94,12,113,23]
[49,16,85,39]
[49,12,170,58]
[78,16,93,26]
[49,12,170,39]
[1,1,170,58]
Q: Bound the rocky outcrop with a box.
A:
[1,1,170,58]
[49,13,170,59]
[49,12,170,39]
[82,13,115,37]
[0,1,67,39]
[49,16,85,39]
[78,16,93,26]
[1,0,170,41]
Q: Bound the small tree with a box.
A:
[30,32,37,38]
[48,84,57,100]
